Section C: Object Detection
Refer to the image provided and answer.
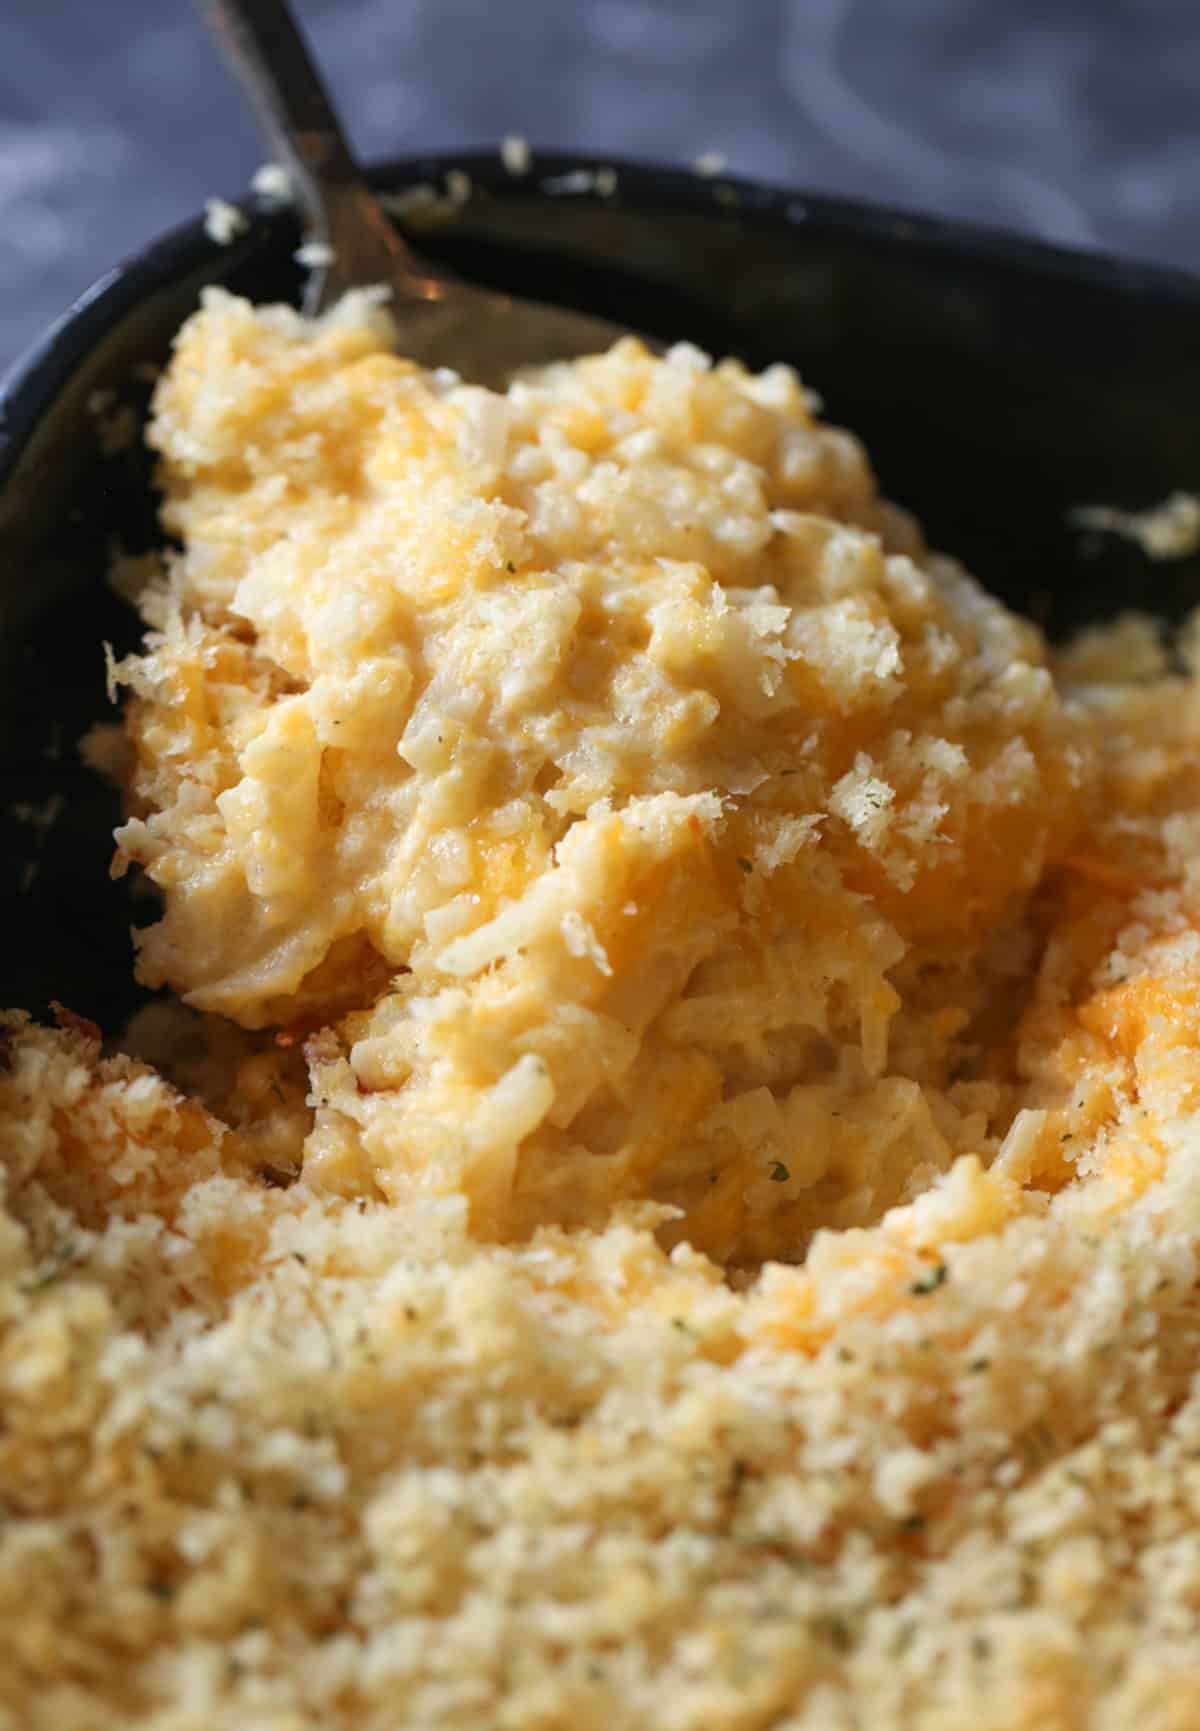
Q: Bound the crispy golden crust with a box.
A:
[6,1003,1200,1730]
[8,295,1200,1728]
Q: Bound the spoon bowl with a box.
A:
[200,0,633,381]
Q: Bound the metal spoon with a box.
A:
[198,0,632,384]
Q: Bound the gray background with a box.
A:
[3,0,1199,372]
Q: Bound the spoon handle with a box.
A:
[197,0,433,309]
[198,0,358,221]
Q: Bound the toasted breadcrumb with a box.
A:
[294,237,335,269]
[7,293,1200,1727]
[500,133,531,175]
[250,161,292,203]
[203,197,248,246]
[1072,491,1200,559]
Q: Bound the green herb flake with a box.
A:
[736,856,754,873]
[768,1160,791,1183]
[813,1613,852,1653]
[910,1262,948,1296]
[24,1240,80,1292]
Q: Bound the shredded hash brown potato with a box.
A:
[6,289,1200,1727]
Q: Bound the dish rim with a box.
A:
[3,145,1199,492]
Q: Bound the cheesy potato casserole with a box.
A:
[5,288,1200,1729]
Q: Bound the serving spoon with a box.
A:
[199,0,632,384]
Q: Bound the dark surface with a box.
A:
[3,0,1200,372]
[2,155,1200,1023]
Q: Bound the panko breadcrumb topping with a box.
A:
[5,290,1200,1729]
[203,197,249,246]
[1072,490,1200,560]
